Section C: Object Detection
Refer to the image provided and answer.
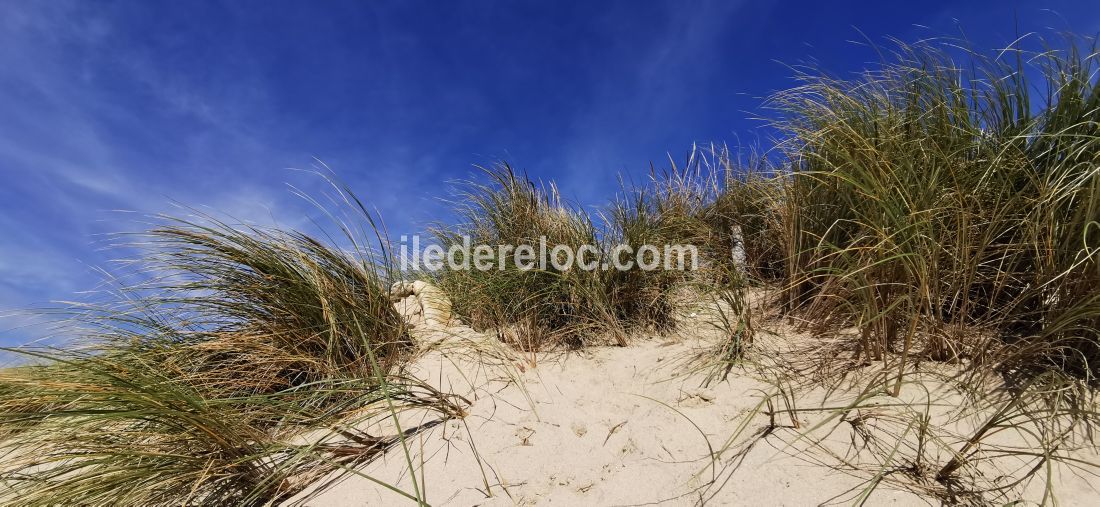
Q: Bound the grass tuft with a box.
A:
[0,178,464,505]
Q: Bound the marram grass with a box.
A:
[727,33,1100,504]
[0,178,465,506]
[770,34,1100,381]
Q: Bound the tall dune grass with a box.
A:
[430,165,621,349]
[771,35,1100,383]
[431,162,755,351]
[711,33,1100,503]
[0,180,465,505]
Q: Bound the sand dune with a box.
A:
[288,298,1100,506]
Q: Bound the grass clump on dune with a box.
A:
[430,163,756,352]
[710,33,1100,503]
[771,34,1100,380]
[431,164,629,349]
[0,181,465,506]
[117,215,411,395]
[614,146,784,284]
[607,148,763,369]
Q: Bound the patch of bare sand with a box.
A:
[286,333,918,504]
[285,288,1099,505]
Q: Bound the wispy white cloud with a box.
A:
[556,0,746,201]
[0,2,329,344]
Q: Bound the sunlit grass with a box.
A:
[708,32,1100,503]
[0,176,465,505]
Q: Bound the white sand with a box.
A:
[288,299,1100,506]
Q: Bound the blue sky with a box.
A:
[0,1,1097,343]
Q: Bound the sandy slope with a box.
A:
[287,296,1099,506]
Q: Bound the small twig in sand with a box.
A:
[603,421,628,446]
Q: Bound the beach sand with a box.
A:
[288,293,1099,506]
